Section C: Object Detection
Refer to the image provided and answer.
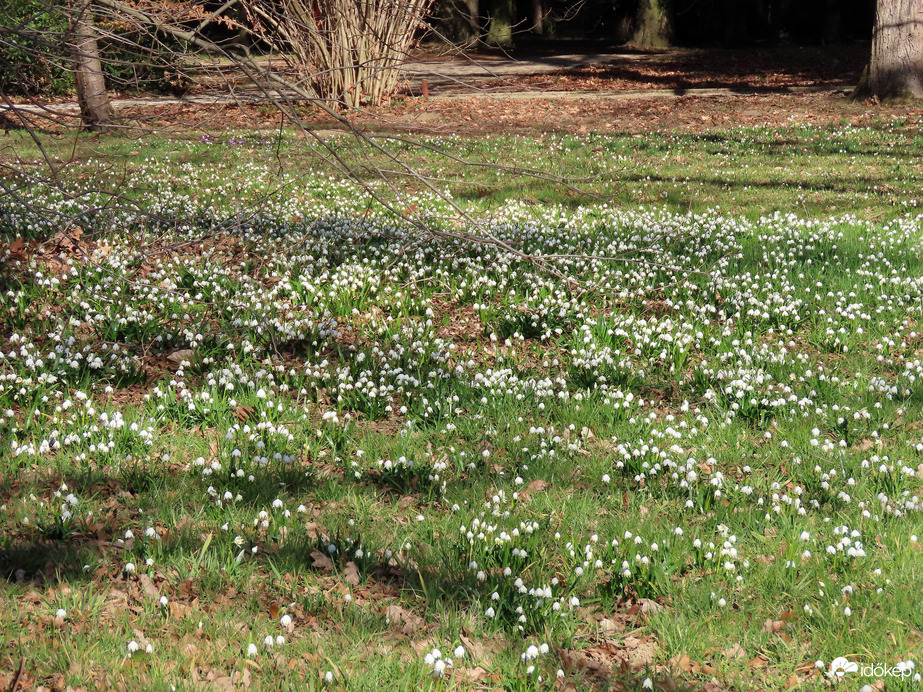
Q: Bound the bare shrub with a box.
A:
[246,0,433,108]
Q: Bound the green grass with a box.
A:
[3,116,923,219]
[1,117,923,690]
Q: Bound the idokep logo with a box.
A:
[829,657,858,678]
[827,657,918,681]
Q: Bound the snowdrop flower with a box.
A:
[280,614,292,627]
[247,643,258,657]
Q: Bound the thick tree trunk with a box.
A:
[70,0,112,130]
[485,0,515,46]
[529,0,544,35]
[860,0,923,99]
[632,0,672,49]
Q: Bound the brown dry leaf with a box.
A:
[638,598,665,614]
[138,574,160,600]
[691,661,718,675]
[747,656,769,669]
[721,643,746,660]
[344,562,361,586]
[166,349,195,364]
[460,666,489,682]
[762,618,784,633]
[780,609,798,622]
[385,604,424,636]
[854,438,876,451]
[670,654,693,673]
[269,602,279,619]
[623,635,658,669]
[527,479,549,492]
[598,618,624,634]
[310,550,334,574]
[785,675,801,688]
[208,677,236,691]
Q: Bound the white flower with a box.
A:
[55,608,67,619]
[247,643,258,657]
[123,562,136,573]
[642,678,653,689]
[324,671,334,683]
[454,645,465,659]
[263,635,274,648]
[280,614,292,627]
[127,640,140,654]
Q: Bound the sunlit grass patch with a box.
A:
[1,122,923,690]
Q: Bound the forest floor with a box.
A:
[10,42,923,139]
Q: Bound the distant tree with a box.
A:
[856,0,923,99]
[69,0,112,130]
[631,0,672,48]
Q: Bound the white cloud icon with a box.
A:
[830,657,859,677]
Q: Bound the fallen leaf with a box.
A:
[762,618,784,633]
[747,656,769,669]
[344,561,360,586]
[598,618,624,633]
[670,654,692,673]
[310,550,334,573]
[166,349,195,364]
[638,598,664,614]
[722,643,746,660]
[384,604,424,635]
[138,574,160,600]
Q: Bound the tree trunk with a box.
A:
[529,0,544,35]
[632,0,672,49]
[859,0,923,99]
[485,0,515,46]
[70,0,112,130]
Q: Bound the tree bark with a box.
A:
[632,0,672,49]
[860,0,923,99]
[529,0,544,35]
[485,0,515,46]
[70,0,112,130]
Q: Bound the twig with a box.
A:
[7,657,26,692]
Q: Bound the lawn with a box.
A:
[1,118,922,691]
